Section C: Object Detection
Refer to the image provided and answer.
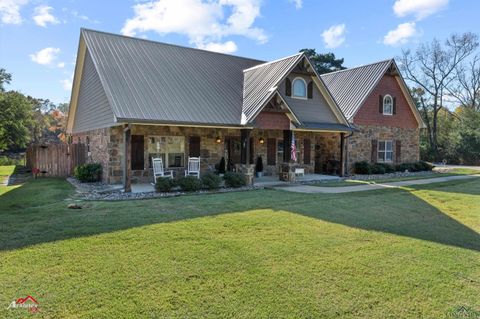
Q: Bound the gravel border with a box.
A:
[67,177,260,201]
[347,170,438,181]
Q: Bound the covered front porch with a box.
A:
[115,124,349,191]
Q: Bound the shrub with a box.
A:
[178,176,203,192]
[371,163,386,174]
[383,163,396,173]
[0,156,22,166]
[201,173,222,190]
[417,161,434,171]
[224,172,246,188]
[395,163,412,172]
[74,163,102,182]
[155,177,176,192]
[354,161,371,174]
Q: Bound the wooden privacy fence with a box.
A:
[26,143,86,177]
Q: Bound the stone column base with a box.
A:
[235,164,255,185]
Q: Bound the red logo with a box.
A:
[7,295,39,313]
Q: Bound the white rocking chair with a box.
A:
[152,157,173,183]
[185,156,201,178]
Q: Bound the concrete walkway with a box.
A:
[273,174,480,194]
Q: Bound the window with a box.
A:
[383,95,393,115]
[378,140,393,162]
[148,136,185,168]
[292,77,307,99]
[277,139,300,163]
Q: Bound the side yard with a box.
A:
[0,168,479,318]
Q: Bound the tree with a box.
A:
[0,91,34,151]
[448,55,480,111]
[399,32,479,160]
[300,49,346,74]
[0,68,12,92]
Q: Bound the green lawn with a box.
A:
[0,172,479,318]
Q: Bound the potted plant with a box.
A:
[218,157,226,177]
[255,156,264,178]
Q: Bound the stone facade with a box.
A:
[346,124,420,173]
[73,128,111,183]
[74,124,343,184]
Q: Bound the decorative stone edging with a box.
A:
[66,177,259,201]
[347,170,437,181]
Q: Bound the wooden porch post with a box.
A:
[283,130,292,163]
[240,129,251,165]
[340,132,345,177]
[124,124,132,193]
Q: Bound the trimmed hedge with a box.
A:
[224,172,246,188]
[354,161,434,175]
[74,163,102,182]
[201,173,222,190]
[155,177,176,192]
[178,176,203,192]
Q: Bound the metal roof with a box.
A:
[81,29,264,126]
[320,59,393,120]
[296,122,354,132]
[242,53,304,124]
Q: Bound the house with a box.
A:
[66,29,424,188]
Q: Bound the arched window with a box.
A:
[383,94,393,115]
[292,77,307,99]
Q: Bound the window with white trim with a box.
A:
[147,136,185,168]
[383,95,393,115]
[292,77,307,99]
[378,140,393,162]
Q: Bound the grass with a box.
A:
[0,170,479,318]
[314,167,480,187]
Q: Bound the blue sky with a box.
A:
[0,0,478,105]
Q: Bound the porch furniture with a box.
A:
[152,157,173,183]
[294,168,305,177]
[185,157,201,178]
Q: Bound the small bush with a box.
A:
[74,163,102,182]
[416,161,434,171]
[217,157,226,174]
[224,172,246,188]
[255,156,263,173]
[354,161,371,174]
[371,163,386,174]
[155,177,176,192]
[178,176,203,192]
[201,173,222,190]
[0,156,22,166]
[383,163,396,173]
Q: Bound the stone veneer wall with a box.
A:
[72,127,111,183]
[346,124,420,173]
[110,125,343,183]
[75,124,345,184]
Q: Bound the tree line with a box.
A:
[0,69,68,153]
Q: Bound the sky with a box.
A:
[0,0,479,105]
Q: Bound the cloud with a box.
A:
[30,47,61,65]
[57,62,65,68]
[393,0,448,20]
[121,0,267,53]
[33,5,59,27]
[289,0,302,9]
[61,78,72,91]
[0,0,28,24]
[383,22,417,46]
[321,24,346,49]
[197,40,237,53]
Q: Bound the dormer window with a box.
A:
[292,77,307,99]
[383,94,393,115]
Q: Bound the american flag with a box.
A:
[291,132,297,162]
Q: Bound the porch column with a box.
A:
[339,132,345,177]
[283,130,292,163]
[124,124,132,193]
[240,129,251,164]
